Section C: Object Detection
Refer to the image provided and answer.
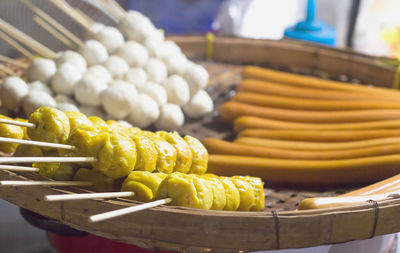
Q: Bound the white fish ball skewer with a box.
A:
[124,68,147,88]
[28,58,56,83]
[50,63,82,95]
[56,50,87,74]
[116,41,148,67]
[137,82,167,106]
[103,56,129,79]
[154,103,184,131]
[182,64,209,96]
[162,75,190,106]
[0,77,28,110]
[86,65,112,84]
[74,74,107,106]
[144,38,166,59]
[100,83,137,119]
[144,58,167,83]
[22,90,56,116]
[95,26,125,54]
[127,94,159,128]
[183,89,214,118]
[86,22,105,40]
[79,40,108,66]
[28,81,52,95]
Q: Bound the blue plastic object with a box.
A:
[284,0,337,46]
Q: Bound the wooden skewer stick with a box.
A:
[0,118,35,128]
[21,0,83,47]
[48,0,92,31]
[0,137,75,150]
[33,16,76,49]
[0,18,57,59]
[0,55,28,68]
[0,164,39,172]
[0,31,35,60]
[73,8,94,25]
[95,0,124,20]
[45,191,135,201]
[105,0,127,17]
[0,157,97,164]
[89,198,173,223]
[0,180,92,187]
[0,64,17,76]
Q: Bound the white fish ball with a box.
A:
[162,75,190,106]
[144,58,167,83]
[1,77,28,110]
[137,82,167,106]
[116,41,148,67]
[124,68,147,88]
[154,103,184,131]
[144,38,166,58]
[29,81,52,95]
[118,11,150,39]
[117,120,133,128]
[79,40,109,66]
[95,26,125,54]
[74,74,107,106]
[86,22,105,40]
[22,90,56,116]
[126,18,157,42]
[163,40,182,57]
[183,89,214,118]
[56,103,80,112]
[182,64,209,96]
[127,94,159,128]
[79,105,105,118]
[54,94,74,104]
[103,56,129,79]
[50,63,82,95]
[56,50,87,74]
[100,83,137,119]
[86,65,112,84]
[162,53,188,75]
[28,58,56,83]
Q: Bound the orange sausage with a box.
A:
[232,92,400,110]
[235,137,400,150]
[243,66,400,98]
[219,101,400,124]
[204,138,400,160]
[234,116,400,133]
[238,129,400,142]
[238,80,400,102]
[207,154,400,187]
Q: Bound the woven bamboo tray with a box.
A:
[1,36,400,252]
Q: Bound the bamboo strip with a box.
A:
[48,0,92,30]
[21,0,83,47]
[89,198,173,223]
[0,118,35,128]
[0,165,39,172]
[0,31,34,59]
[0,64,17,76]
[33,16,76,49]
[0,180,92,186]
[0,55,28,68]
[45,192,135,201]
[0,157,97,163]
[0,137,75,150]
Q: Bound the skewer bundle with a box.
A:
[0,0,214,131]
[0,106,265,223]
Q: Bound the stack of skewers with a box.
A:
[0,0,213,131]
[0,106,265,223]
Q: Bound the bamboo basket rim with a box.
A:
[2,35,400,252]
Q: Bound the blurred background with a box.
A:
[1,0,400,252]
